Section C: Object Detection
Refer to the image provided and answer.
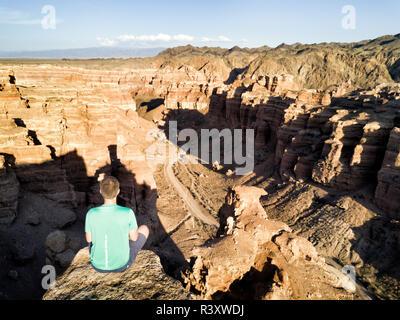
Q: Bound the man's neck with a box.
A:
[104,198,117,205]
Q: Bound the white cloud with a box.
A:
[200,35,232,43]
[218,35,232,42]
[0,7,40,25]
[0,7,62,25]
[200,37,212,42]
[117,33,194,43]
[97,33,233,47]
[96,37,116,47]
[172,34,194,42]
[117,34,137,42]
[136,33,172,42]
[8,19,42,25]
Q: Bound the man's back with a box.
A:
[85,204,138,271]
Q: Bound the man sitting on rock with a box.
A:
[85,176,149,273]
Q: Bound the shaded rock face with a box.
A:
[375,127,400,214]
[183,186,359,300]
[20,193,76,229]
[46,230,67,254]
[0,155,19,224]
[43,249,191,300]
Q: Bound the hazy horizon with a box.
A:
[1,0,399,53]
[0,32,399,59]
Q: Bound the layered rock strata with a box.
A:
[183,186,362,300]
[1,62,399,300]
[204,82,400,218]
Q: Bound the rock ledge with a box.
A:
[43,249,191,300]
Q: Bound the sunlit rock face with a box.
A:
[43,249,191,300]
[0,49,399,301]
[1,64,399,218]
[204,82,400,218]
[0,65,166,299]
[182,186,360,300]
[0,66,151,209]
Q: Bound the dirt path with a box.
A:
[164,144,219,227]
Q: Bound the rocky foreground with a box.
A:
[182,186,368,300]
[1,36,400,300]
[44,186,367,300]
[43,249,191,300]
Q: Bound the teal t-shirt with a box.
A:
[85,204,138,271]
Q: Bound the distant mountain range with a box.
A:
[154,34,400,89]
[0,47,166,59]
[1,34,399,89]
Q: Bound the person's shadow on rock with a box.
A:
[88,144,188,278]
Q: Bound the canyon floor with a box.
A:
[1,36,400,300]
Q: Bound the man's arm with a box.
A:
[86,232,92,243]
[85,210,92,243]
[129,229,139,242]
[128,209,139,241]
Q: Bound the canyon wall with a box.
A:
[153,67,400,218]
[0,57,399,299]
[2,64,398,220]
[183,186,363,300]
[0,66,162,298]
[189,79,400,218]
[1,67,136,211]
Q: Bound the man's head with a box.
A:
[100,176,120,200]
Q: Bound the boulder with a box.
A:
[46,230,67,254]
[43,249,192,300]
[19,193,76,229]
[55,249,76,268]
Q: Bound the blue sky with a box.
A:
[0,0,399,51]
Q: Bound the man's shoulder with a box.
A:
[106,205,134,214]
[87,206,100,214]
[87,205,134,214]
[115,205,134,214]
